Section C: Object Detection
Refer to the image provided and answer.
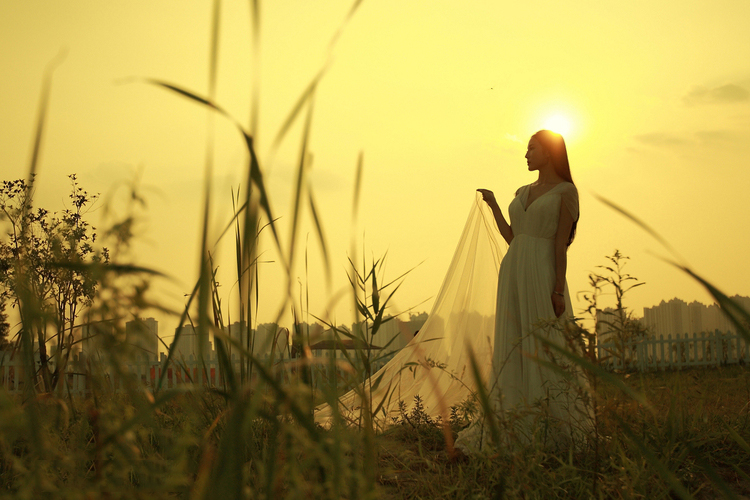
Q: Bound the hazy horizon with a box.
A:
[2,1,749,334]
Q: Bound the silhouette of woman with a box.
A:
[316,131,589,450]
[455,130,587,452]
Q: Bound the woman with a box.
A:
[455,130,586,452]
[315,131,587,442]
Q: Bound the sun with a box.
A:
[542,115,572,137]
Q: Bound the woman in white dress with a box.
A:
[456,130,587,452]
[315,130,588,449]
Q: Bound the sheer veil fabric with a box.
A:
[314,193,506,425]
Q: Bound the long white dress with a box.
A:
[455,181,588,452]
[494,182,578,404]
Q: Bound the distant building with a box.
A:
[642,295,750,337]
[595,307,617,337]
[225,321,288,360]
[369,316,412,355]
[170,324,212,359]
[125,317,160,360]
[227,321,249,352]
[80,316,116,355]
[643,298,690,337]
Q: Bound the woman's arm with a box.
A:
[477,189,513,245]
[551,198,576,317]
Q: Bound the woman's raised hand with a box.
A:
[477,189,497,206]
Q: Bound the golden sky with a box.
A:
[2,0,750,335]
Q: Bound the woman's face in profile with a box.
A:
[525,138,548,171]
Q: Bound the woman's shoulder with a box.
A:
[557,181,577,193]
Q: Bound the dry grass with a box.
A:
[373,365,750,499]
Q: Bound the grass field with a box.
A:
[376,365,750,499]
[2,363,748,499]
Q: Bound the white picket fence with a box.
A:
[2,330,748,393]
[597,330,749,371]
[0,352,297,395]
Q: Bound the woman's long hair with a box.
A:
[532,129,578,246]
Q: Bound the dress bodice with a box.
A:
[508,182,579,241]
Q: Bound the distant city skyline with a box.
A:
[96,293,750,360]
[596,294,750,338]
[78,313,427,360]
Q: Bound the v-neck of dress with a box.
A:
[522,182,566,212]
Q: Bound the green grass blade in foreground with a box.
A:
[205,394,250,500]
[245,135,286,267]
[208,0,221,98]
[327,0,366,51]
[307,180,332,287]
[726,424,750,454]
[142,80,235,123]
[15,51,67,460]
[467,346,501,450]
[248,0,260,137]
[100,389,184,448]
[26,49,66,188]
[156,278,200,391]
[210,264,238,397]
[199,0,222,364]
[268,67,326,155]
[371,262,379,315]
[684,440,741,500]
[614,414,695,500]
[288,94,315,275]
[139,80,286,266]
[352,151,364,223]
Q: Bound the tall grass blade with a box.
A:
[27,49,66,186]
[16,50,67,462]
[684,441,740,500]
[595,194,686,267]
[199,1,221,371]
[205,406,245,500]
[307,179,331,287]
[100,390,182,448]
[467,346,500,450]
[615,415,695,500]
[141,79,287,269]
[288,95,315,273]
[245,135,286,267]
[726,424,750,454]
[352,151,364,222]
[269,67,326,154]
[248,0,260,137]
[209,0,221,97]
[155,279,200,391]
[327,0,366,50]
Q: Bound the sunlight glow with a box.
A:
[543,115,572,137]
